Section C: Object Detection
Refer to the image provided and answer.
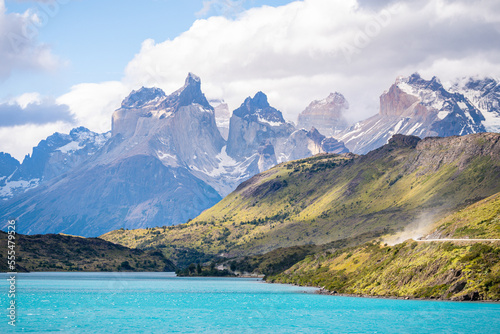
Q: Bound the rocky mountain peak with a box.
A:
[227,92,293,161]
[460,77,498,92]
[405,73,443,92]
[379,82,420,117]
[326,92,348,105]
[121,87,166,109]
[170,73,212,110]
[450,76,500,132]
[233,92,285,125]
[185,72,201,85]
[306,127,324,142]
[113,73,215,138]
[337,74,488,154]
[381,73,475,118]
[297,92,349,136]
[69,126,97,141]
[0,153,20,178]
[250,91,270,109]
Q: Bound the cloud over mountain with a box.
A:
[3,0,500,159]
[0,97,74,127]
[121,0,500,122]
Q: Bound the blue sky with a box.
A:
[2,0,295,98]
[1,0,500,160]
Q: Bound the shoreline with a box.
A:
[265,280,500,304]
[310,285,500,304]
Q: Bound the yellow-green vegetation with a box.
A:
[268,240,500,301]
[102,133,500,261]
[269,190,500,301]
[0,231,176,272]
[427,192,500,239]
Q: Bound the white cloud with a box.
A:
[0,90,75,159]
[119,0,500,123]
[10,92,42,108]
[4,0,500,159]
[0,0,61,81]
[0,121,73,161]
[57,81,130,133]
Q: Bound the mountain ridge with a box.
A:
[0,74,348,236]
[101,132,500,260]
[336,73,489,154]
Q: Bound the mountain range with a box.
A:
[0,74,346,236]
[334,74,499,154]
[1,73,499,236]
[102,132,500,258]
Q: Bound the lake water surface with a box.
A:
[1,272,499,333]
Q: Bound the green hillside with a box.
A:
[425,192,500,239]
[0,232,176,272]
[269,191,500,301]
[269,240,500,301]
[102,133,500,261]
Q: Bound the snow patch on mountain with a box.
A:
[0,178,40,200]
[257,115,284,127]
[336,73,488,154]
[450,77,500,132]
[0,127,111,200]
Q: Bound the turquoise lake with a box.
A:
[1,272,499,333]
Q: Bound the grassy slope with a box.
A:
[426,192,500,239]
[225,230,386,276]
[0,232,176,272]
[269,190,500,301]
[269,241,500,301]
[102,133,500,260]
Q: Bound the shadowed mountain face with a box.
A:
[1,155,222,236]
[0,127,110,200]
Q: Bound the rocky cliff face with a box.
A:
[281,127,348,161]
[227,92,295,160]
[297,92,350,136]
[210,99,231,140]
[336,73,487,154]
[0,153,19,178]
[224,91,347,177]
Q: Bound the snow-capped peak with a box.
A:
[449,76,500,132]
[233,92,285,126]
[121,87,166,109]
